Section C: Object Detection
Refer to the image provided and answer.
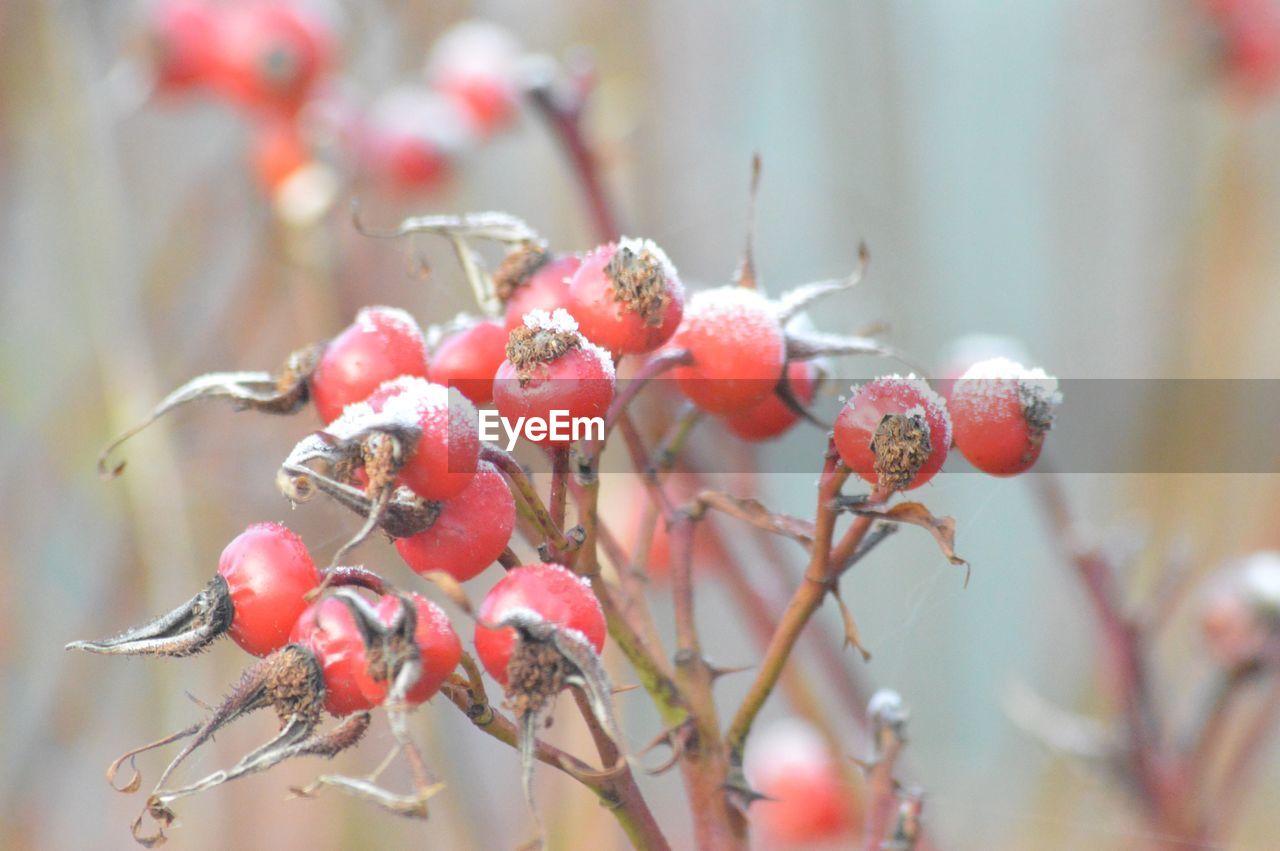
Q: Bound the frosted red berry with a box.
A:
[670,286,786,414]
[949,358,1058,476]
[567,238,685,354]
[356,593,462,706]
[722,360,819,442]
[208,0,333,116]
[289,595,376,716]
[425,20,521,136]
[360,377,479,501]
[834,376,951,492]
[747,719,861,844]
[217,522,322,657]
[360,87,468,192]
[394,461,515,582]
[492,310,615,446]
[429,318,508,405]
[498,248,581,333]
[473,562,607,685]
[310,306,429,424]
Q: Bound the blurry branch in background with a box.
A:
[1032,466,1280,846]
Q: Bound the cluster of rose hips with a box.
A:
[138,2,522,198]
[75,209,1063,844]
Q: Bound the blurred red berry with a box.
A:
[747,719,861,845]
[473,563,606,685]
[834,376,951,492]
[208,0,334,116]
[143,0,218,93]
[426,20,522,137]
[249,117,311,193]
[360,87,470,192]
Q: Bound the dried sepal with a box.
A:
[830,584,872,662]
[774,242,869,321]
[120,645,327,846]
[492,609,626,827]
[98,344,322,478]
[278,466,438,540]
[785,327,910,366]
[66,576,233,658]
[279,415,420,567]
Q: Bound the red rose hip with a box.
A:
[492,309,615,446]
[949,357,1059,476]
[394,461,515,582]
[429,318,508,405]
[722,359,819,442]
[567,238,684,354]
[473,563,606,685]
[834,375,951,492]
[310,306,429,423]
[497,246,581,333]
[670,286,785,414]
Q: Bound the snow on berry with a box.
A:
[670,285,786,414]
[949,357,1060,476]
[834,375,951,491]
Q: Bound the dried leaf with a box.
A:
[851,501,969,583]
[98,345,320,479]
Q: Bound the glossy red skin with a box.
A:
[949,377,1043,476]
[311,307,429,423]
[289,596,375,716]
[394,461,515,582]
[474,563,607,685]
[208,1,333,116]
[753,760,859,844]
[430,320,507,405]
[503,255,582,333]
[145,0,218,93]
[722,360,817,442]
[492,347,614,446]
[670,290,786,414]
[217,522,321,657]
[567,245,684,354]
[356,594,462,705]
[834,379,951,491]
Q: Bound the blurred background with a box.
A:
[3,0,1280,848]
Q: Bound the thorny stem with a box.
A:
[442,657,669,849]
[549,444,570,534]
[482,445,573,553]
[1032,469,1190,839]
[724,446,868,761]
